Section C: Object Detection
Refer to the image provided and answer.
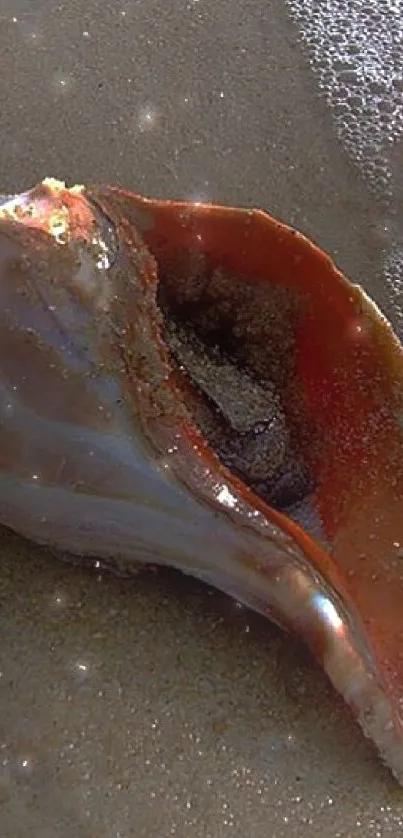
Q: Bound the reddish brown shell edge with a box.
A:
[90,185,403,778]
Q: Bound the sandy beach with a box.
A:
[0,0,402,835]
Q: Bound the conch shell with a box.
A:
[0,179,402,781]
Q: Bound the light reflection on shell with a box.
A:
[0,179,402,783]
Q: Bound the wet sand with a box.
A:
[0,0,403,835]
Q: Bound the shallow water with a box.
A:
[285,0,403,337]
[0,1,403,835]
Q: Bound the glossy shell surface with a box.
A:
[0,180,402,782]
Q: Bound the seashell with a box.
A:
[0,179,403,781]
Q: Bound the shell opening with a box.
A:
[156,254,320,533]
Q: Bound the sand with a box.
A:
[0,0,402,835]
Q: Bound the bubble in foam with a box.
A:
[285,0,403,198]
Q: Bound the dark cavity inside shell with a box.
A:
[156,250,315,512]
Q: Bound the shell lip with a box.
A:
[112,186,403,782]
[84,186,403,763]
